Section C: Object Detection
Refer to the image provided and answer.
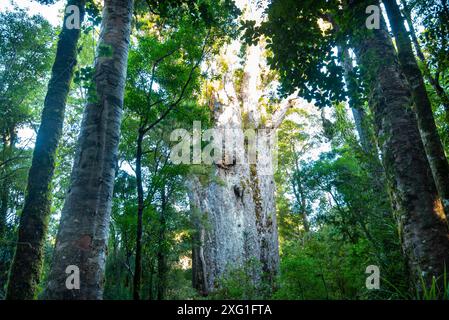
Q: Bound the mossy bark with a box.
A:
[44,0,133,299]
[6,0,86,300]
[350,0,449,292]
[188,39,295,295]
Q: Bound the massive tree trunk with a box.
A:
[44,0,133,299]
[349,0,449,292]
[383,0,449,216]
[400,0,449,118]
[189,41,295,295]
[6,0,86,300]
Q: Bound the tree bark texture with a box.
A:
[189,42,296,295]
[44,0,133,299]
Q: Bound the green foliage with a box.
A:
[242,0,345,107]
[274,230,369,300]
[0,6,55,135]
[275,104,408,299]
[413,267,449,300]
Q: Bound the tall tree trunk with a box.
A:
[44,0,133,299]
[340,46,392,216]
[383,0,449,215]
[0,131,14,298]
[5,0,86,300]
[400,0,449,117]
[132,130,144,300]
[188,41,295,295]
[147,258,154,300]
[349,0,449,292]
[0,183,7,240]
[340,47,373,153]
[0,132,11,239]
[156,186,167,300]
[292,169,309,233]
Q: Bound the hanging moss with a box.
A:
[249,164,262,224]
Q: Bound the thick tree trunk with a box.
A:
[189,42,294,295]
[44,0,133,299]
[132,131,144,300]
[350,0,449,291]
[6,0,86,300]
[384,0,449,215]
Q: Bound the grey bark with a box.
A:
[44,0,133,299]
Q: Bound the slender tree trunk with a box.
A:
[189,40,295,295]
[293,173,309,233]
[132,131,144,300]
[156,186,167,300]
[340,46,393,218]
[384,0,449,215]
[340,47,373,153]
[350,0,449,292]
[400,0,449,115]
[0,132,13,297]
[0,184,7,239]
[44,0,133,299]
[5,0,86,300]
[0,133,10,239]
[148,258,154,300]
